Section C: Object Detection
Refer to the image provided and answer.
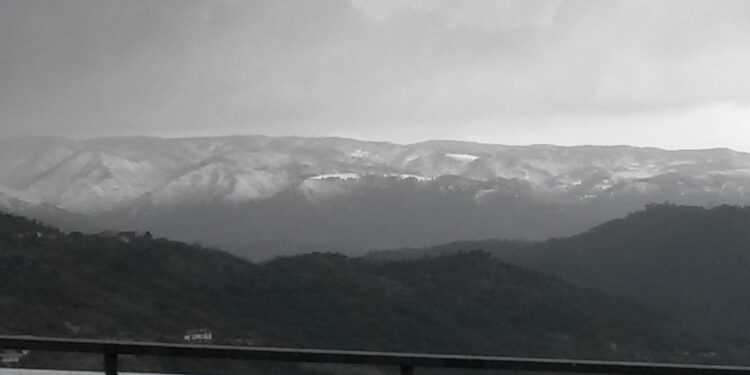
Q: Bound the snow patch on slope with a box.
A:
[446,153,479,162]
[310,173,361,181]
[349,149,372,159]
[309,173,430,182]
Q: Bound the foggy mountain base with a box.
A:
[1,136,750,259]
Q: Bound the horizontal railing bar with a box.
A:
[2,335,750,374]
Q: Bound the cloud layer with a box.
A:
[1,0,749,150]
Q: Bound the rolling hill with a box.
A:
[369,204,750,338]
[0,211,727,367]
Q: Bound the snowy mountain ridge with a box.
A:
[1,135,748,214]
[2,135,750,257]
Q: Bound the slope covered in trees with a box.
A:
[0,211,727,369]
[370,204,750,339]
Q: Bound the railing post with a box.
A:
[104,352,118,375]
[400,365,414,375]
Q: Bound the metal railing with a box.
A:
[2,335,750,375]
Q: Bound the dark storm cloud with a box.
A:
[1,0,749,150]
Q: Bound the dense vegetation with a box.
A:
[0,211,735,373]
[371,204,750,340]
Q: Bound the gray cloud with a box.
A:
[1,0,749,150]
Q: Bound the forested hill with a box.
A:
[368,204,750,339]
[0,211,730,366]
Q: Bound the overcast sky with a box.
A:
[1,0,750,150]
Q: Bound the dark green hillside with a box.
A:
[375,204,750,339]
[0,212,61,237]
[0,211,730,370]
[505,204,750,337]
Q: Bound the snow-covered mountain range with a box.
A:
[2,135,750,258]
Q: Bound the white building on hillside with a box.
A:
[183,329,213,343]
